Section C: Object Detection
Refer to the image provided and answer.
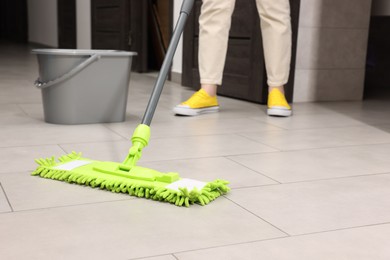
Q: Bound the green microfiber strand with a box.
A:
[32,152,230,207]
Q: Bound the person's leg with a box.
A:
[256,0,292,116]
[198,0,236,96]
[174,0,235,116]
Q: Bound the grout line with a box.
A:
[127,254,177,260]
[0,182,14,212]
[230,171,390,191]
[6,198,135,214]
[224,156,282,184]
[101,124,131,141]
[231,135,390,153]
[159,221,390,258]
[15,104,30,116]
[224,196,290,237]
[166,234,289,257]
[289,221,390,237]
[236,133,282,151]
[57,144,68,154]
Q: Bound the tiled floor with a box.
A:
[1,42,390,260]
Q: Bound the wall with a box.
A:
[76,0,91,49]
[27,0,58,47]
[293,0,372,102]
[172,0,183,76]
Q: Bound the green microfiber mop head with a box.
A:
[32,125,230,207]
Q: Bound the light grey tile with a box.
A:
[0,145,66,173]
[299,0,372,28]
[60,134,277,163]
[175,223,390,260]
[0,79,42,104]
[0,199,286,260]
[227,174,390,235]
[0,104,41,126]
[105,117,282,139]
[296,28,368,70]
[0,184,11,213]
[0,124,124,148]
[293,69,365,102]
[240,125,390,150]
[0,104,25,115]
[140,157,278,189]
[0,171,132,211]
[17,103,45,121]
[228,143,390,183]
[259,111,368,130]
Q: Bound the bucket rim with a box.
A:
[31,49,137,56]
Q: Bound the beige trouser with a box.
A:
[199,0,292,87]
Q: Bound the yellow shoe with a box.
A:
[173,89,219,116]
[267,89,292,117]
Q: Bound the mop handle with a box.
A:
[141,0,195,126]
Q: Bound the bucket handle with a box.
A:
[34,54,101,89]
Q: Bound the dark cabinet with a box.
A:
[58,0,76,49]
[182,0,300,104]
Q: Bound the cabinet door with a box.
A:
[182,0,300,104]
[58,0,76,49]
[91,0,148,72]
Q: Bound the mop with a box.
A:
[32,0,230,207]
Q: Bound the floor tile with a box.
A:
[0,145,65,173]
[0,79,41,104]
[227,174,390,235]
[0,198,286,260]
[60,134,277,163]
[0,171,132,211]
[0,104,41,126]
[0,104,25,115]
[175,223,390,260]
[0,124,124,148]
[105,117,282,139]
[17,103,45,121]
[228,143,390,183]
[240,125,390,151]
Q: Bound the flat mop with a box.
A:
[32,0,230,207]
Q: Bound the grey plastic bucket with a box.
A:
[32,49,137,124]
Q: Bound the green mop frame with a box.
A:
[32,0,230,207]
